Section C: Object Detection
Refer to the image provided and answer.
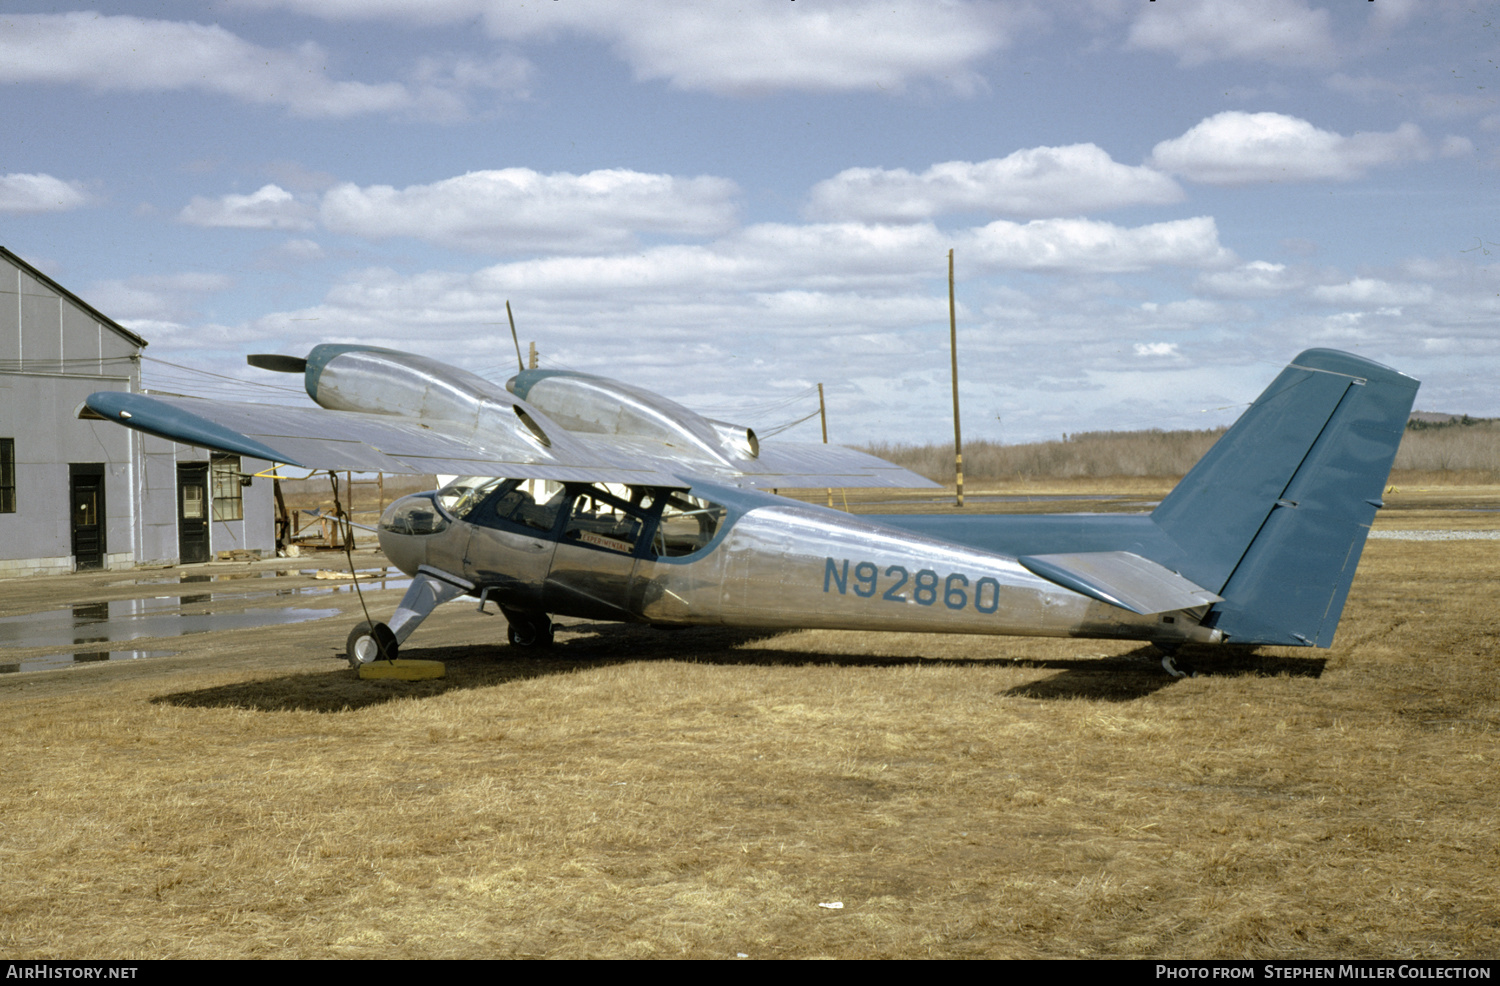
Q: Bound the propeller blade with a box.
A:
[247,354,308,373]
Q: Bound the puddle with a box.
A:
[0,569,417,675]
[112,567,408,588]
[0,650,178,675]
[0,599,341,652]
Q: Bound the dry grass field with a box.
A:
[0,483,1495,959]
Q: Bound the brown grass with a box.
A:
[0,488,1496,958]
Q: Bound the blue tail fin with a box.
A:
[1152,349,1419,647]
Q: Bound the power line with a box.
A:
[758,407,823,438]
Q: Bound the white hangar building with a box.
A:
[0,246,274,577]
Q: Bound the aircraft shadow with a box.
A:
[155,624,1324,714]
[1001,645,1326,702]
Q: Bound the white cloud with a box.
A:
[279,217,1232,365]
[0,173,89,213]
[1125,0,1337,68]
[419,215,1228,299]
[178,185,317,230]
[281,239,326,259]
[406,52,535,122]
[960,216,1234,273]
[552,0,1006,95]
[1366,0,1422,32]
[804,145,1184,222]
[267,213,1233,354]
[318,169,740,254]
[86,273,235,321]
[231,0,1017,95]
[0,12,414,118]
[1149,112,1430,184]
[1440,136,1475,158]
[1325,73,1500,122]
[1310,278,1434,307]
[1197,260,1300,297]
[1137,299,1233,326]
[1134,342,1179,357]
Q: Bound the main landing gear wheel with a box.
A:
[347,620,399,669]
[506,614,555,649]
[1156,643,1195,678]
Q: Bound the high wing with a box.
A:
[81,345,937,490]
[81,390,687,484]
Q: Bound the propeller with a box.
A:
[247,354,308,373]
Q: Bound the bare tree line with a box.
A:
[865,418,1500,482]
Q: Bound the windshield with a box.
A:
[435,476,503,518]
[379,493,450,536]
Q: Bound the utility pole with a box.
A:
[506,300,524,373]
[949,248,964,508]
[819,383,831,508]
[528,341,538,370]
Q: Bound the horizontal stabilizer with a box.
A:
[1018,551,1223,615]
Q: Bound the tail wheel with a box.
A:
[506,615,554,649]
[347,621,399,668]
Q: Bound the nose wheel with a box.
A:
[347,621,399,668]
[343,566,475,671]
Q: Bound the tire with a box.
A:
[346,621,398,668]
[506,615,554,648]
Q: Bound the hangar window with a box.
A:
[0,439,13,513]
[211,454,243,521]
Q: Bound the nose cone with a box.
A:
[377,493,446,576]
[377,528,425,578]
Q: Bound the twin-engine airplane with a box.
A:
[82,344,1418,676]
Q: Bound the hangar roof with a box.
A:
[0,245,148,351]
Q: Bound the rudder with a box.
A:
[1151,349,1419,647]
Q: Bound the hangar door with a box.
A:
[69,463,106,571]
[178,463,210,564]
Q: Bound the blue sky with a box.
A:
[2,1,1495,445]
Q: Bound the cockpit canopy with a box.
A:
[379,492,450,536]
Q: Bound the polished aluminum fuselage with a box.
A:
[379,483,1219,646]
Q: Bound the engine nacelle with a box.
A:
[507,369,758,465]
[304,344,556,449]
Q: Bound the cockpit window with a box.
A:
[654,492,725,557]
[436,477,725,558]
[563,485,647,555]
[493,483,566,534]
[445,477,566,536]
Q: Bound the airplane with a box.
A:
[81,344,1419,677]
